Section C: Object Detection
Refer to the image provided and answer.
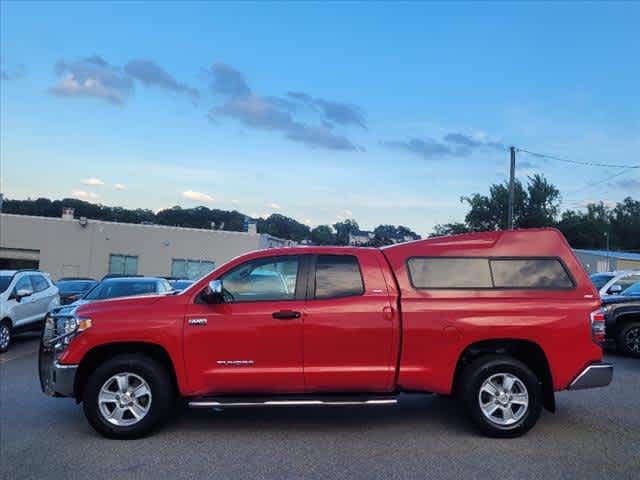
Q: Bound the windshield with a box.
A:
[57,280,95,294]
[0,276,12,293]
[590,273,615,289]
[84,280,158,300]
[621,282,640,296]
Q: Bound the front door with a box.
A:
[183,255,307,396]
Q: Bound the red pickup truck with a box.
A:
[39,228,612,439]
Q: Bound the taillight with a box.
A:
[590,308,606,345]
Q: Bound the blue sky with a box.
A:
[1,1,638,235]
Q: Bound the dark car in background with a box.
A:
[602,280,640,357]
[56,278,96,305]
[50,277,174,317]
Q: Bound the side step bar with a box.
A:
[188,395,398,408]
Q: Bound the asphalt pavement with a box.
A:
[1,332,638,480]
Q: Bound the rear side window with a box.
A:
[314,255,364,299]
[407,257,574,290]
[490,259,573,288]
[407,258,492,288]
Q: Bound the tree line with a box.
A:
[2,176,638,251]
[0,197,420,246]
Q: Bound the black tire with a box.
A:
[616,322,640,358]
[458,354,542,438]
[82,354,174,439]
[0,319,11,353]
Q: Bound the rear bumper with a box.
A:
[568,362,613,390]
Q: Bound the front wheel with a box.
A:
[459,355,542,438]
[82,354,174,439]
[0,320,11,353]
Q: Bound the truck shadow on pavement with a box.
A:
[167,394,473,436]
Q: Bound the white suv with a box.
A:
[0,270,60,352]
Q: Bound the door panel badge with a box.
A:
[188,318,208,326]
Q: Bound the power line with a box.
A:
[516,148,639,169]
[563,168,636,198]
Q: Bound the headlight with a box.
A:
[49,315,92,347]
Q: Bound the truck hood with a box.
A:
[74,294,169,317]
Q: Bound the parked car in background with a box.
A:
[0,270,59,352]
[56,278,97,305]
[590,270,640,296]
[40,229,612,439]
[169,279,194,292]
[51,277,174,316]
[601,286,640,357]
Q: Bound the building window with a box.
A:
[109,254,139,276]
[171,259,215,280]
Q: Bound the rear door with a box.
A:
[302,252,397,393]
[29,274,54,319]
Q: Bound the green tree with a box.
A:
[430,222,470,237]
[310,225,335,245]
[257,214,311,242]
[333,219,360,245]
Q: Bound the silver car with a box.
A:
[0,270,60,352]
[590,270,640,297]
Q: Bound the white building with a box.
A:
[0,212,293,280]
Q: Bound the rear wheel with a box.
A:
[459,355,542,438]
[616,322,640,358]
[82,354,174,439]
[0,320,11,353]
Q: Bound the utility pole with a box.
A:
[507,146,516,229]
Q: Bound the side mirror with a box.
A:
[203,279,224,304]
[15,288,33,301]
[608,284,623,295]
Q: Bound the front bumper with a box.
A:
[568,362,613,390]
[38,318,78,397]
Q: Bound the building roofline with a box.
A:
[0,213,289,240]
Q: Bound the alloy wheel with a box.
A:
[98,372,153,426]
[478,372,529,427]
[624,327,640,354]
[0,324,10,351]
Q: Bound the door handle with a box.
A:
[272,310,301,320]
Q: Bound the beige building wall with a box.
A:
[0,214,291,280]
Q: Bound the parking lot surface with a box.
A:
[1,333,638,480]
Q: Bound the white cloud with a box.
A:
[81,177,104,186]
[336,208,354,221]
[231,199,240,204]
[303,218,312,226]
[182,190,214,203]
[266,202,281,210]
[114,183,126,190]
[72,190,99,200]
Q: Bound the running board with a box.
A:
[188,395,398,408]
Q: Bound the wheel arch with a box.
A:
[73,342,179,401]
[613,311,640,332]
[453,338,556,413]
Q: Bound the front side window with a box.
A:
[220,256,299,302]
[31,274,50,293]
[13,276,33,295]
[109,254,139,276]
[614,274,640,291]
[314,255,364,299]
